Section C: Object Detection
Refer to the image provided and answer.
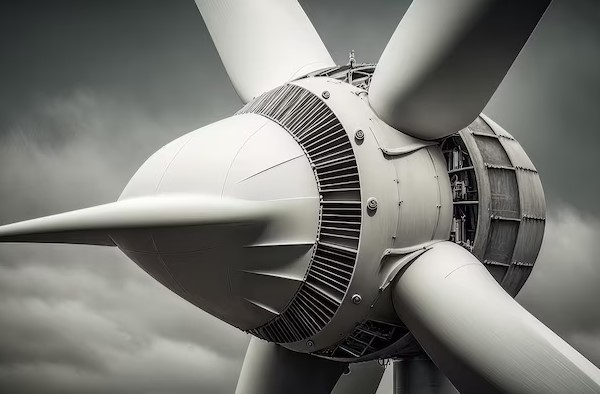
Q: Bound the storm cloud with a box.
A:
[0,0,599,393]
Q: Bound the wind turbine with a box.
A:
[1,0,600,393]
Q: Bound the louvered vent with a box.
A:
[237,84,362,343]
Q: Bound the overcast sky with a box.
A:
[0,1,599,393]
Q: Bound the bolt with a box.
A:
[307,340,314,347]
[354,129,364,141]
[367,197,378,212]
[351,294,362,305]
[322,91,330,99]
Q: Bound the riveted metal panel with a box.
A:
[498,137,537,171]
[469,117,496,136]
[515,169,546,219]
[511,218,545,264]
[488,168,520,219]
[484,220,520,267]
[474,136,512,167]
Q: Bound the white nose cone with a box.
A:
[117,114,320,330]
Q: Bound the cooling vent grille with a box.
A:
[237,84,362,343]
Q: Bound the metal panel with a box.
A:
[515,169,546,219]
[484,220,519,266]
[480,114,514,140]
[502,262,535,297]
[498,137,537,171]
[469,117,496,136]
[474,135,512,167]
[511,219,545,265]
[482,113,538,170]
[487,168,520,219]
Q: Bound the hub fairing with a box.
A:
[117,113,321,331]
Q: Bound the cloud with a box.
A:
[0,90,179,220]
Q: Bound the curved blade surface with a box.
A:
[392,241,600,394]
[236,337,346,394]
[369,0,551,140]
[0,195,273,245]
[332,360,385,394]
[194,0,335,103]
[392,357,458,394]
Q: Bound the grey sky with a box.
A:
[0,0,599,393]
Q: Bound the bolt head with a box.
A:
[307,340,314,347]
[322,91,330,99]
[354,129,365,141]
[367,197,378,212]
[351,294,362,305]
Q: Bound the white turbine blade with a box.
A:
[393,242,600,394]
[369,0,551,140]
[0,195,273,246]
[331,361,385,394]
[236,337,347,394]
[194,0,335,103]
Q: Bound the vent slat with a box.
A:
[311,264,352,284]
[297,291,332,324]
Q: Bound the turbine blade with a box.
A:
[0,195,272,246]
[392,241,600,394]
[369,0,551,140]
[236,337,347,394]
[194,0,335,103]
[331,360,385,394]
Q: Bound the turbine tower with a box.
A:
[2,0,600,393]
